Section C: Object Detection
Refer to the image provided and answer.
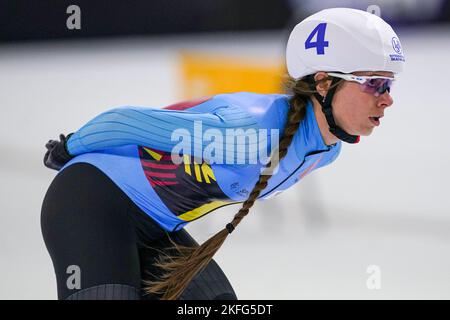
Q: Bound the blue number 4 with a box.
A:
[305,23,329,55]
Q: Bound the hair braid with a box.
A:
[144,76,312,300]
[227,95,306,231]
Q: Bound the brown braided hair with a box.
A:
[143,74,331,300]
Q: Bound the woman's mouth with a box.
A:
[369,116,381,126]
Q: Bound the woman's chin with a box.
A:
[359,127,375,136]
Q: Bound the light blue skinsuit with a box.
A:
[62,92,342,232]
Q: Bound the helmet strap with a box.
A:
[308,76,360,144]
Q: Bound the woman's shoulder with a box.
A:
[215,92,291,106]
[211,92,292,129]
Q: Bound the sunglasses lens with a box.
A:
[361,79,393,96]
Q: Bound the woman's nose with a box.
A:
[378,91,394,108]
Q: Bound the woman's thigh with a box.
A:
[139,228,238,300]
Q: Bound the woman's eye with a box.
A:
[367,79,378,87]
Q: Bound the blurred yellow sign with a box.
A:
[179,51,285,99]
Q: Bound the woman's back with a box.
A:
[61,92,341,231]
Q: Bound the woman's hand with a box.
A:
[43,133,74,170]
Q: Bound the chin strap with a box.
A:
[308,76,360,144]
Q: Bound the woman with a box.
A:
[41,8,405,300]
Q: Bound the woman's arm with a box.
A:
[66,101,263,161]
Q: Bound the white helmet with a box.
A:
[286,7,405,79]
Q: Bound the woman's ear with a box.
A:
[314,72,332,99]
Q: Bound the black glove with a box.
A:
[43,133,74,170]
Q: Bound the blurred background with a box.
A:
[1,0,450,299]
